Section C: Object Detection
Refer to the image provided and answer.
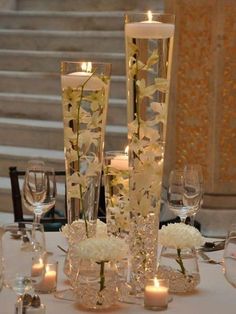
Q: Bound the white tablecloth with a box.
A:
[0,232,235,314]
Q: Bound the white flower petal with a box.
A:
[159,223,204,249]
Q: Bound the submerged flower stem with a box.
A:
[134,53,141,140]
[75,69,97,238]
[83,211,89,238]
[176,248,186,276]
[97,261,107,292]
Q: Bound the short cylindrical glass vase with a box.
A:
[74,260,119,309]
[157,246,200,293]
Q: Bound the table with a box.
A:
[0,232,235,314]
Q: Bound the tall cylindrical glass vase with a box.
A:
[61,61,111,236]
[125,12,175,294]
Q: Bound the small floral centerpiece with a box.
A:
[61,219,107,281]
[157,223,204,293]
[74,236,128,309]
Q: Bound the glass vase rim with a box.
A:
[161,245,197,250]
[105,150,128,156]
[61,60,112,76]
[146,278,169,287]
[125,12,175,23]
[3,222,44,231]
[61,60,112,68]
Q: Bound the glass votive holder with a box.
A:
[31,257,44,277]
[35,261,58,294]
[144,278,169,311]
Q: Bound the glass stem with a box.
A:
[34,214,41,224]
[184,215,197,227]
[16,295,24,314]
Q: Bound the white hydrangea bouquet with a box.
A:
[61,219,108,282]
[159,223,204,275]
[76,237,128,262]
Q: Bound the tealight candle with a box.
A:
[31,259,44,277]
[144,278,169,311]
[36,262,58,294]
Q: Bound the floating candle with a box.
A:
[125,11,174,39]
[110,154,129,171]
[61,62,106,91]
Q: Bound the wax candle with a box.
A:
[37,263,58,293]
[61,62,106,91]
[125,11,174,39]
[144,278,169,310]
[31,259,44,277]
[110,154,128,171]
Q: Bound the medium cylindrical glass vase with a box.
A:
[61,61,111,236]
[125,12,175,294]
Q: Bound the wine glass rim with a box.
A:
[26,166,55,172]
[3,222,44,232]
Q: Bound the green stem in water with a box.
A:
[75,69,97,238]
[176,248,186,276]
[83,211,89,238]
[97,261,108,292]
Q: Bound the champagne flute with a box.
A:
[1,223,46,314]
[167,169,201,223]
[223,224,236,288]
[23,162,56,224]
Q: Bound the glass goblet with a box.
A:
[223,224,236,288]
[1,223,46,314]
[183,164,203,223]
[167,169,201,223]
[23,164,56,224]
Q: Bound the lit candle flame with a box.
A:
[154,277,160,288]
[125,146,129,155]
[147,10,153,22]
[81,62,92,73]
[46,264,50,273]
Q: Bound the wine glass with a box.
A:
[1,223,46,314]
[167,168,201,223]
[223,224,236,288]
[23,162,56,224]
[184,164,203,220]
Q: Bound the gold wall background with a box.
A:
[165,0,236,209]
